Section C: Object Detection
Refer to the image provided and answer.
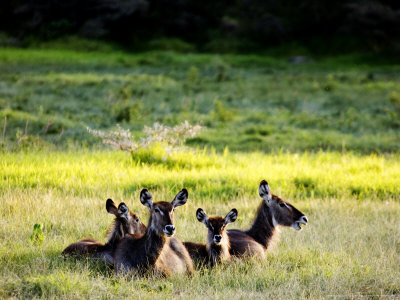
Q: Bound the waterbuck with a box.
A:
[113,189,194,275]
[227,180,308,258]
[62,199,146,265]
[185,208,237,267]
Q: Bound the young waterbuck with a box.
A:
[113,189,194,275]
[194,208,238,267]
[62,199,146,265]
[227,180,308,258]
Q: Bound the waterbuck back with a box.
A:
[228,180,308,258]
[62,199,146,265]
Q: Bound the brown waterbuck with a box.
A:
[113,189,194,275]
[185,208,238,267]
[62,199,146,265]
[227,180,308,258]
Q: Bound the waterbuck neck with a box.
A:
[142,226,168,267]
[207,242,227,255]
[207,231,231,267]
[246,201,276,249]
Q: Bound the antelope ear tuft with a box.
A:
[172,188,188,208]
[259,180,272,205]
[106,199,118,215]
[117,202,129,219]
[225,208,238,224]
[140,189,153,210]
[196,208,208,225]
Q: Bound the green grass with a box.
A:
[0,47,400,298]
[0,151,399,299]
[1,48,400,153]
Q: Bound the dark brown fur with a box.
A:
[227,180,308,258]
[62,199,146,265]
[113,189,194,276]
[183,242,208,265]
[185,208,237,267]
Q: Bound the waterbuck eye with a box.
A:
[279,202,286,208]
[155,208,161,214]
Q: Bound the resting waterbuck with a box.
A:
[113,189,194,275]
[195,208,238,267]
[227,180,308,258]
[62,199,146,265]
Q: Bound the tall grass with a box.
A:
[0,150,399,299]
[1,151,399,200]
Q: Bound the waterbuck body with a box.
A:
[183,241,209,265]
[113,189,194,275]
[193,208,237,267]
[62,199,146,265]
[227,180,308,258]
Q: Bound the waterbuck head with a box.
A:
[106,199,146,238]
[140,188,188,237]
[196,208,238,245]
[258,180,308,230]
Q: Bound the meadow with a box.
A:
[0,45,399,299]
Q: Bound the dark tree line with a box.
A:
[1,0,399,52]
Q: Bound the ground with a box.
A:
[0,47,399,299]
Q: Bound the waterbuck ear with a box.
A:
[140,189,153,210]
[259,180,272,205]
[224,208,238,224]
[172,188,188,208]
[117,202,129,220]
[106,199,118,216]
[196,208,208,225]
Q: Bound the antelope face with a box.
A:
[259,180,308,230]
[197,208,238,245]
[106,199,145,236]
[117,202,146,235]
[140,188,188,237]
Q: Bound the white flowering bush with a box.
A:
[87,121,203,154]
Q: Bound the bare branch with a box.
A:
[17,120,29,144]
[56,126,64,142]
[2,116,6,143]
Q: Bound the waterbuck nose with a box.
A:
[299,216,308,224]
[165,225,175,235]
[214,235,222,243]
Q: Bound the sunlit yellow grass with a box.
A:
[1,150,399,200]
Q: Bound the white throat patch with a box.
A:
[272,215,278,227]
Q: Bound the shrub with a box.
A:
[87,121,203,154]
[30,223,45,246]
[389,91,400,112]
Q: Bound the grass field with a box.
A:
[0,47,399,299]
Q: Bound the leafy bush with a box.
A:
[389,91,400,112]
[186,66,200,85]
[29,223,44,246]
[210,99,236,123]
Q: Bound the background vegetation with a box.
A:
[1,47,400,153]
[0,41,399,299]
